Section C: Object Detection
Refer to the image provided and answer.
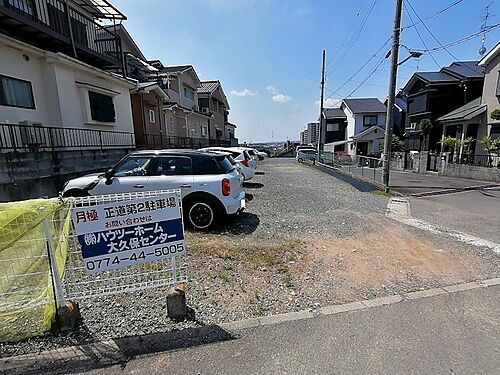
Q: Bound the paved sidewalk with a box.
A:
[71,284,500,375]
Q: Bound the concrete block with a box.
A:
[258,310,314,326]
[362,294,403,307]
[480,277,500,287]
[443,282,482,293]
[166,283,187,319]
[221,317,261,331]
[406,288,446,300]
[319,301,367,316]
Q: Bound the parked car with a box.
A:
[62,150,245,230]
[256,151,267,161]
[296,149,317,163]
[199,147,255,181]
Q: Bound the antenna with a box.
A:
[479,4,492,57]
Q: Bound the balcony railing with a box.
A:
[0,123,135,151]
[0,0,123,72]
[0,123,232,152]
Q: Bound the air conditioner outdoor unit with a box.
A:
[192,105,199,111]
[201,107,210,114]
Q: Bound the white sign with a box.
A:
[72,192,186,274]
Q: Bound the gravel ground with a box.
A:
[2,158,499,358]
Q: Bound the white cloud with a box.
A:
[315,98,342,108]
[267,85,291,103]
[272,94,292,103]
[230,89,258,97]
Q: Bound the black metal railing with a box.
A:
[0,123,135,151]
[450,154,500,168]
[1,0,122,67]
[318,151,384,184]
[135,133,231,150]
[0,123,232,152]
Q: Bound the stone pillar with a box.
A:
[438,152,450,175]
[419,151,429,174]
[167,283,188,320]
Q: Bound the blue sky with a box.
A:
[112,0,500,143]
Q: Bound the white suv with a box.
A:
[62,150,246,230]
[199,147,255,181]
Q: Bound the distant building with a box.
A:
[307,122,319,145]
[300,130,308,144]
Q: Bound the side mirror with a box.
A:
[104,169,115,184]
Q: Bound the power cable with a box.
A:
[402,0,466,30]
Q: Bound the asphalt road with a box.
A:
[410,187,500,244]
[77,285,500,375]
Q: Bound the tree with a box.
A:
[490,108,500,121]
[418,119,433,150]
[480,136,495,167]
[440,136,462,161]
[379,135,405,153]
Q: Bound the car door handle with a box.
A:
[198,183,207,187]
[133,184,145,188]
[180,184,192,188]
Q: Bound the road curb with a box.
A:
[410,183,500,198]
[1,278,499,372]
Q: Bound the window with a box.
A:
[183,86,195,101]
[327,123,340,132]
[363,115,378,126]
[496,72,500,97]
[167,117,175,134]
[192,158,223,175]
[201,126,208,136]
[89,91,115,122]
[154,157,192,176]
[148,109,156,124]
[0,75,35,109]
[114,157,152,177]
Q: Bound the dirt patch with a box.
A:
[186,215,500,322]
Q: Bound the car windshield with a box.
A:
[216,156,235,173]
[114,156,151,177]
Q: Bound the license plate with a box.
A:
[240,199,246,209]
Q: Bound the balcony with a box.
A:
[0,0,125,74]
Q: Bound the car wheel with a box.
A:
[297,158,303,163]
[184,199,219,230]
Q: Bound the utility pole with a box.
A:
[317,50,326,156]
[382,0,403,193]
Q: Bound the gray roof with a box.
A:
[160,65,193,74]
[323,108,346,119]
[438,97,486,123]
[415,72,459,83]
[442,61,485,79]
[343,98,386,114]
[198,81,220,94]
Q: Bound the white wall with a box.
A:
[0,37,134,134]
[353,113,386,134]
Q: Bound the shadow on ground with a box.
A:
[314,165,378,193]
[2,325,235,375]
[214,212,260,235]
[255,171,265,175]
[243,182,264,189]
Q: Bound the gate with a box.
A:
[427,153,439,172]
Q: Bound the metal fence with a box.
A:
[0,123,135,152]
[0,191,187,342]
[64,191,187,300]
[0,123,234,152]
[318,151,383,184]
[450,154,500,168]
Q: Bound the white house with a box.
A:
[323,98,387,156]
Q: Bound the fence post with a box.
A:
[99,131,103,151]
[42,220,64,309]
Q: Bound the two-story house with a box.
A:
[402,61,485,152]
[150,64,212,143]
[321,108,347,151]
[197,80,230,140]
[0,0,135,144]
[344,98,386,156]
[437,43,500,155]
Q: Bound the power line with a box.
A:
[402,0,466,30]
[403,2,441,68]
[346,59,385,97]
[326,0,367,68]
[327,0,380,75]
[324,37,391,101]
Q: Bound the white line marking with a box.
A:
[387,198,500,255]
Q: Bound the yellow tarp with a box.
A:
[0,198,72,342]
